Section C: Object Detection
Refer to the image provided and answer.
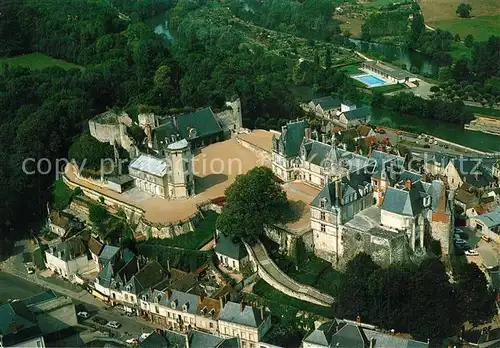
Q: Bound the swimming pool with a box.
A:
[351,74,387,87]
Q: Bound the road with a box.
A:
[1,240,159,342]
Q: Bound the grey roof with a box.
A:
[21,291,57,307]
[99,245,120,265]
[275,120,306,158]
[369,150,405,181]
[124,260,167,295]
[342,106,372,121]
[476,211,500,228]
[140,332,169,348]
[364,328,428,348]
[98,249,137,289]
[363,60,416,80]
[153,290,200,314]
[129,154,168,177]
[218,302,267,328]
[108,175,134,185]
[382,181,431,217]
[215,234,247,260]
[0,302,41,346]
[176,107,222,140]
[189,330,238,348]
[397,170,422,185]
[330,323,368,348]
[48,237,86,261]
[167,138,189,151]
[303,321,337,346]
[310,173,372,210]
[451,158,496,188]
[312,96,341,110]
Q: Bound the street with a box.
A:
[0,240,160,343]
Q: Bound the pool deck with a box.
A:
[350,71,395,88]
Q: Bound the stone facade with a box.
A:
[89,110,137,155]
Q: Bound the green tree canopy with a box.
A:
[68,132,114,172]
[216,166,290,242]
[456,3,472,18]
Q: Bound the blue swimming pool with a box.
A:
[352,74,387,87]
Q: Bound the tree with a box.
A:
[68,132,114,172]
[464,34,474,47]
[216,167,290,242]
[430,86,440,93]
[294,237,307,268]
[456,3,472,18]
[455,263,496,326]
[454,33,461,42]
[325,47,332,69]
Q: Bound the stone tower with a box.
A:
[166,138,195,199]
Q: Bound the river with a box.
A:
[371,108,500,152]
[350,39,439,76]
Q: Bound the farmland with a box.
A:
[420,0,500,41]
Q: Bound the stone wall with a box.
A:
[89,118,136,153]
[236,137,272,163]
[264,225,314,256]
[215,98,243,135]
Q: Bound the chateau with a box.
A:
[272,120,453,265]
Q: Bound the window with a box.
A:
[320,199,325,208]
[36,341,42,348]
[131,296,135,302]
[124,294,128,301]
[320,178,325,186]
[210,322,214,329]
[225,327,228,334]
[242,332,246,339]
[309,174,312,181]
[155,306,159,314]
[250,344,255,348]
[242,342,246,348]
[320,212,326,220]
[233,329,237,336]
[321,224,326,232]
[167,312,171,318]
[232,260,236,267]
[249,334,254,341]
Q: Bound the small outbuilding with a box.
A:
[214,233,249,271]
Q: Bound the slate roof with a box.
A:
[124,260,167,295]
[21,291,57,308]
[176,107,222,140]
[397,170,422,185]
[167,138,189,151]
[151,289,200,314]
[311,96,341,111]
[129,154,168,178]
[47,237,86,261]
[215,234,248,260]
[0,302,42,346]
[153,119,178,146]
[342,106,372,121]
[218,302,267,328]
[189,330,239,348]
[140,332,170,348]
[88,237,103,257]
[476,211,500,228]
[278,120,306,158]
[303,321,337,346]
[369,150,405,181]
[49,210,70,229]
[330,323,368,348]
[99,245,120,265]
[451,158,495,188]
[98,249,137,288]
[454,187,479,206]
[381,181,431,217]
[364,328,429,348]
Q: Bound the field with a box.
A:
[420,0,500,41]
[0,53,82,70]
[360,0,401,8]
[336,15,365,38]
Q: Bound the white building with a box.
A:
[214,233,249,272]
[45,237,92,279]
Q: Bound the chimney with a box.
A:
[404,179,412,189]
[335,180,343,205]
[240,301,244,312]
[356,315,361,325]
[368,144,373,157]
[165,290,171,301]
[167,259,171,272]
[145,124,153,147]
[137,257,140,272]
[314,320,322,330]
[305,127,311,139]
[46,202,51,217]
[369,337,376,348]
[260,307,264,321]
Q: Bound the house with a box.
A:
[469,211,500,242]
[128,139,195,199]
[361,60,417,84]
[271,120,307,182]
[121,260,168,314]
[443,158,497,190]
[93,248,138,304]
[454,183,480,211]
[302,319,428,348]
[88,236,103,267]
[47,207,71,237]
[218,301,272,348]
[214,233,249,271]
[369,150,406,206]
[188,330,239,348]
[310,173,373,262]
[0,302,45,348]
[337,105,372,129]
[45,237,92,279]
[139,329,239,348]
[355,125,376,140]
[423,153,450,176]
[306,96,341,119]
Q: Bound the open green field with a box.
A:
[466,105,500,118]
[361,0,402,8]
[421,0,500,41]
[0,53,82,70]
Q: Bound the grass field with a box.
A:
[360,0,400,8]
[420,0,500,41]
[466,105,500,118]
[336,15,365,38]
[0,53,82,70]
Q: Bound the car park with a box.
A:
[106,321,121,329]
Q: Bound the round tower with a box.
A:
[166,138,194,199]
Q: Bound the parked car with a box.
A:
[92,316,108,326]
[481,235,490,242]
[26,267,35,274]
[465,250,479,256]
[77,311,89,319]
[375,127,386,134]
[106,321,121,329]
[126,338,139,345]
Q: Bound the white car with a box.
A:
[77,311,89,319]
[126,338,139,345]
[465,250,479,256]
[106,321,121,329]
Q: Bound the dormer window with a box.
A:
[171,299,177,309]
[201,306,207,315]
[423,196,431,207]
[142,295,147,302]
[320,198,326,209]
[209,308,216,317]
[182,302,189,312]
[156,294,162,303]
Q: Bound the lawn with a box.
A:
[52,179,74,210]
[370,83,407,93]
[450,42,472,60]
[336,15,365,38]
[420,0,500,41]
[145,211,218,250]
[341,64,364,75]
[361,0,403,8]
[0,53,82,71]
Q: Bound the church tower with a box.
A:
[166,138,194,198]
